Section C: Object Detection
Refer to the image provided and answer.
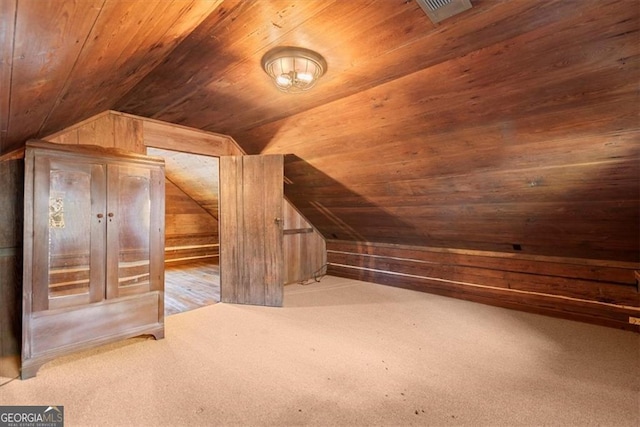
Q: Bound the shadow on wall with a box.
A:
[284,154,423,243]
[284,138,640,263]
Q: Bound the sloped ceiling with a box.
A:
[147,147,220,219]
[1,0,638,262]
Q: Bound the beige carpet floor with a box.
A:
[1,275,638,426]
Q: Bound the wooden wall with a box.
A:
[45,111,235,265]
[165,179,219,265]
[45,110,326,284]
[2,0,635,331]
[44,110,242,156]
[283,201,326,285]
[45,111,145,153]
[327,240,639,331]
[0,151,24,377]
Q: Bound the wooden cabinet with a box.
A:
[21,140,165,379]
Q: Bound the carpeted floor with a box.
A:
[1,275,638,426]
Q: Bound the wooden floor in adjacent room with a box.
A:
[164,260,220,316]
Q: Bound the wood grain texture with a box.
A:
[45,111,237,156]
[0,156,23,377]
[219,155,242,303]
[147,147,220,217]
[43,111,109,145]
[262,155,284,305]
[21,140,165,378]
[30,292,160,355]
[0,255,20,378]
[0,157,23,248]
[1,0,638,330]
[283,200,326,284]
[142,118,241,156]
[112,114,144,153]
[164,261,219,316]
[39,0,223,137]
[116,0,337,124]
[164,179,218,263]
[327,240,640,331]
[8,0,102,151]
[243,156,268,305]
[0,0,16,151]
[220,155,284,306]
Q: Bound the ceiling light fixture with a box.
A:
[261,46,327,93]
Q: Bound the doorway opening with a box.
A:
[146,148,220,316]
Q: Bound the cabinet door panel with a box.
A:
[107,164,159,298]
[33,156,106,311]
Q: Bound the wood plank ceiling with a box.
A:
[1,0,638,262]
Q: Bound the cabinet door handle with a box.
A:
[108,212,114,217]
[97,213,104,219]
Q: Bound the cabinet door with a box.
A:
[219,155,284,306]
[106,163,164,300]
[32,156,106,311]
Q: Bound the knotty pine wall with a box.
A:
[327,240,639,331]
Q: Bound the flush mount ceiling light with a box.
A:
[261,46,327,93]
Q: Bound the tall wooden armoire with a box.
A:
[21,140,165,379]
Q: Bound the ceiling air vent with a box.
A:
[416,0,472,24]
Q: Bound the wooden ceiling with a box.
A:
[1,0,638,262]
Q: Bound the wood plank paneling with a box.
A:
[0,0,16,151]
[282,132,638,185]
[76,115,107,148]
[283,200,326,284]
[42,112,326,287]
[164,179,218,263]
[220,155,284,306]
[116,0,339,124]
[165,244,218,265]
[113,114,143,153]
[1,0,637,330]
[164,261,219,316]
[46,111,238,156]
[261,155,284,305]
[327,240,640,331]
[147,147,220,217]
[0,157,23,248]
[219,155,242,303]
[0,156,23,377]
[243,156,267,304]
[7,0,102,150]
[143,119,242,156]
[45,111,112,148]
[44,111,108,145]
[40,0,223,137]
[247,0,640,272]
